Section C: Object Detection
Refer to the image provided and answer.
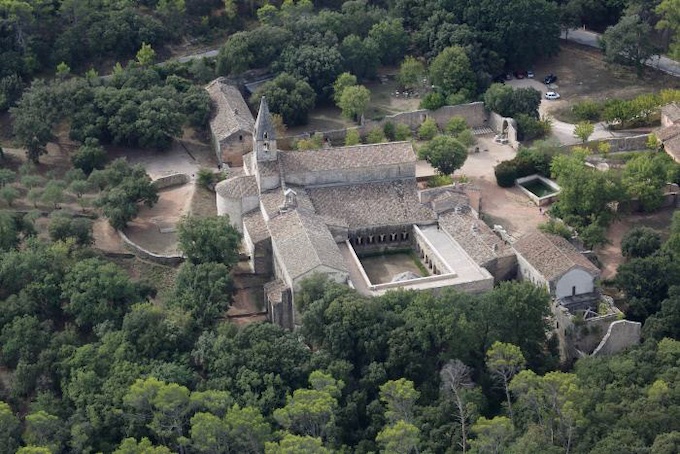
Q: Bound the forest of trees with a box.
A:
[4,0,679,129]
[2,0,680,452]
[0,215,680,452]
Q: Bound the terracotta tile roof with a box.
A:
[243,210,270,244]
[662,102,680,124]
[439,212,513,267]
[268,209,347,281]
[206,78,255,142]
[214,175,258,198]
[279,142,416,174]
[513,231,599,282]
[307,180,436,229]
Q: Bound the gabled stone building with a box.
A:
[206,78,255,167]
[513,230,639,360]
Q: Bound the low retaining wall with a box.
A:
[118,230,184,266]
[152,173,190,190]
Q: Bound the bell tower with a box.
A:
[254,96,277,163]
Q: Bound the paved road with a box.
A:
[562,28,680,78]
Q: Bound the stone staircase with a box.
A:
[472,127,494,136]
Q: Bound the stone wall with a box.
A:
[364,102,488,131]
[483,254,518,282]
[117,230,184,266]
[279,102,488,148]
[592,320,642,356]
[152,173,190,190]
[219,131,253,167]
[583,134,650,152]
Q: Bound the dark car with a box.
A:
[514,71,526,79]
[544,73,557,84]
[493,74,506,84]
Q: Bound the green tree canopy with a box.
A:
[429,45,476,99]
[252,73,316,127]
[418,135,468,175]
[177,215,241,268]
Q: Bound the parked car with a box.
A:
[544,73,557,84]
[505,73,513,81]
[545,91,560,100]
[514,70,526,79]
[493,74,506,84]
[527,70,534,78]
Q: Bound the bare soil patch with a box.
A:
[123,183,194,255]
[534,43,680,121]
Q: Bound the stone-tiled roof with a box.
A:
[307,180,436,229]
[662,102,680,124]
[513,231,599,282]
[243,151,279,178]
[259,186,316,220]
[664,136,680,163]
[279,142,416,174]
[430,191,471,214]
[206,78,255,142]
[439,212,513,267]
[215,175,258,198]
[657,125,680,163]
[243,210,270,244]
[268,209,347,281]
[657,124,680,142]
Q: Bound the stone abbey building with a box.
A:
[215,97,517,328]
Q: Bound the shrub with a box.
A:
[455,129,476,147]
[366,128,386,144]
[420,92,446,110]
[571,100,602,122]
[394,124,412,141]
[197,168,216,189]
[445,116,468,136]
[428,174,453,187]
[539,219,572,240]
[494,161,518,187]
[383,122,396,141]
[345,129,361,146]
[418,118,438,140]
